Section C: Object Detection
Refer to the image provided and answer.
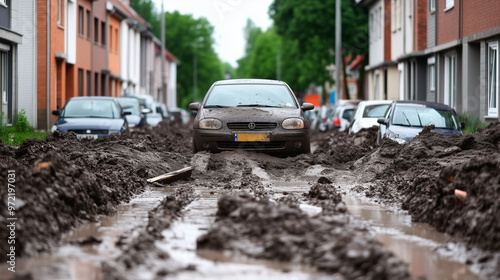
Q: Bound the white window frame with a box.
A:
[430,0,436,13]
[444,54,456,108]
[0,0,7,8]
[487,42,498,117]
[445,0,454,11]
[428,57,436,92]
[58,0,62,25]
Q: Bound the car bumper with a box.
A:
[193,128,311,155]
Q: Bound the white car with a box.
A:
[348,100,392,134]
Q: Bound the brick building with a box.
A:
[360,0,500,122]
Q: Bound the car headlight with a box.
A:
[199,118,222,129]
[51,125,58,133]
[386,131,406,144]
[282,118,304,129]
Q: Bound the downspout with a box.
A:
[434,0,438,103]
[46,0,51,130]
[91,0,94,96]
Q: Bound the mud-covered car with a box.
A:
[51,96,130,139]
[189,79,314,155]
[376,101,463,145]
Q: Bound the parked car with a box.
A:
[51,97,130,139]
[377,101,463,145]
[189,79,314,155]
[348,100,392,134]
[155,102,174,123]
[129,94,163,126]
[117,97,146,128]
[331,105,356,132]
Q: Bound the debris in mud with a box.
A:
[0,122,191,260]
[197,189,415,279]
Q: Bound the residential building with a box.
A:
[1,0,37,126]
[358,0,400,101]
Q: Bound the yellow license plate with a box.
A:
[234,133,270,142]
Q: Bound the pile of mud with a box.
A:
[0,123,192,259]
[354,123,500,260]
[310,127,378,166]
[197,183,415,279]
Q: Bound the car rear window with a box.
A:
[392,106,458,129]
[204,84,297,108]
[363,104,390,118]
[342,108,354,120]
[62,99,121,119]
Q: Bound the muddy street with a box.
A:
[1,123,499,279]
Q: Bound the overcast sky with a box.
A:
[153,0,274,67]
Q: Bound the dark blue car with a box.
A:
[51,97,130,139]
[376,101,463,145]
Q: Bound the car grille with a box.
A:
[227,122,278,130]
[69,129,108,134]
[217,141,285,150]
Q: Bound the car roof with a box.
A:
[358,100,393,106]
[69,96,117,101]
[212,79,288,86]
[393,100,454,110]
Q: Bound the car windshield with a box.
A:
[118,99,141,116]
[392,106,458,129]
[204,84,298,108]
[62,99,120,119]
[363,104,390,118]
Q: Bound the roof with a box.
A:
[69,96,118,101]
[213,79,287,86]
[394,100,455,110]
[109,0,151,31]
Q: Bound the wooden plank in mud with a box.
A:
[147,166,193,184]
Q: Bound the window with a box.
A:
[101,73,106,96]
[109,26,113,51]
[95,73,99,96]
[488,42,498,117]
[115,28,119,53]
[94,17,99,43]
[101,22,106,46]
[445,0,454,10]
[369,13,373,43]
[444,55,456,108]
[78,69,84,96]
[428,57,436,91]
[430,0,436,12]
[78,6,84,36]
[86,71,91,96]
[86,11,90,39]
[58,0,62,25]
[378,6,382,39]
[392,0,401,32]
[374,71,380,99]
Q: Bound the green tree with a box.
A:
[130,0,161,37]
[269,0,368,99]
[236,19,263,78]
[163,11,224,107]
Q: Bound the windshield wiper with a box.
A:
[204,105,230,108]
[416,113,423,127]
[237,104,281,108]
[402,112,412,126]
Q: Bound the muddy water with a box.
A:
[344,196,480,280]
[144,188,332,280]
[0,186,174,280]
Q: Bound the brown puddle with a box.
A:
[344,196,480,280]
[0,186,175,280]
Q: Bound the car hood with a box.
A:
[388,125,461,141]
[54,118,125,131]
[199,107,304,123]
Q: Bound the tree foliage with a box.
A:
[130,0,161,37]
[163,11,224,107]
[268,0,368,97]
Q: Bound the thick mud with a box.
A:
[1,120,499,279]
[0,122,190,259]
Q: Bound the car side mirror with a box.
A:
[189,102,200,111]
[460,122,465,129]
[301,103,314,111]
[141,108,151,114]
[52,110,60,116]
[377,118,387,125]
